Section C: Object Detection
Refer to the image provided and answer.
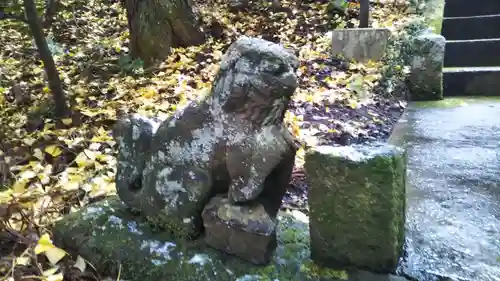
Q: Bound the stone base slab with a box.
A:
[330,28,390,63]
[52,196,410,281]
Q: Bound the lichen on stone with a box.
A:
[305,143,406,273]
[113,36,300,239]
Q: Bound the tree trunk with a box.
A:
[359,0,369,28]
[23,0,68,118]
[43,0,58,29]
[124,0,205,66]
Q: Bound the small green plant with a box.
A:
[377,18,428,98]
[118,54,144,75]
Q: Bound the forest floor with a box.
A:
[0,0,415,280]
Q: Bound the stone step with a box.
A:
[444,38,500,67]
[444,0,500,17]
[443,67,500,96]
[442,14,500,40]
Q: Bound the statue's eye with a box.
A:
[264,59,286,75]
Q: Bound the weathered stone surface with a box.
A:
[228,0,249,11]
[331,28,391,63]
[202,196,277,265]
[305,143,406,274]
[52,197,410,281]
[443,67,500,97]
[113,36,300,239]
[407,31,445,101]
[113,114,160,208]
[124,0,205,65]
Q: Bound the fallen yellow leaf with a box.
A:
[62,118,73,125]
[45,145,62,157]
[35,233,55,254]
[33,148,44,160]
[46,272,64,281]
[11,180,27,195]
[15,257,30,266]
[75,150,96,168]
[74,255,86,272]
[44,247,67,265]
[43,267,59,277]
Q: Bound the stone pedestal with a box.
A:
[52,197,411,281]
[331,28,391,62]
[408,31,446,101]
[305,143,406,273]
[202,196,278,265]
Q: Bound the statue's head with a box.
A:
[210,36,299,126]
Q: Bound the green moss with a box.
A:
[413,97,500,108]
[145,213,191,239]
[304,145,406,273]
[421,0,445,34]
[53,197,410,281]
[53,198,295,281]
[300,261,349,280]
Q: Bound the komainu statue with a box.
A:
[113,36,300,264]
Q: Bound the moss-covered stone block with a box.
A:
[52,197,409,281]
[305,143,407,274]
[407,31,445,101]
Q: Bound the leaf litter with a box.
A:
[0,0,415,279]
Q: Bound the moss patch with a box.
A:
[51,197,316,281]
[412,97,500,109]
[53,197,410,281]
[305,144,406,274]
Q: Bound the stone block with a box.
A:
[305,143,406,273]
[202,196,277,265]
[52,197,411,281]
[408,31,445,101]
[331,28,391,63]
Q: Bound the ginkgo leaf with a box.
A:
[11,180,27,195]
[348,100,358,109]
[23,138,36,146]
[38,173,50,185]
[43,267,59,277]
[35,233,67,264]
[45,145,62,157]
[44,247,67,265]
[19,170,36,180]
[62,118,73,125]
[15,256,30,265]
[75,150,96,168]
[33,148,44,160]
[63,181,80,191]
[46,272,64,281]
[80,109,101,117]
[74,255,86,272]
[35,233,55,254]
[88,142,101,151]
